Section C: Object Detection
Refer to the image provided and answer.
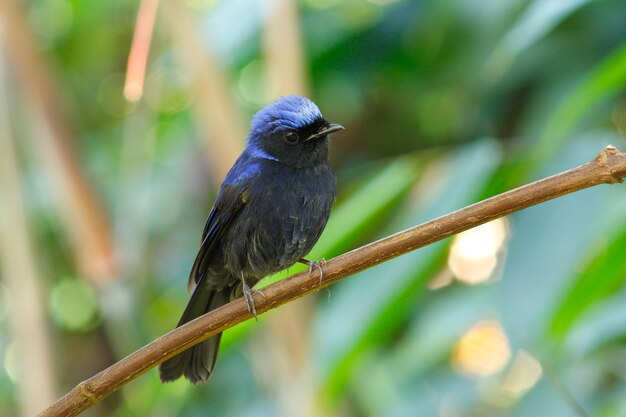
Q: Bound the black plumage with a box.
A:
[159,96,343,384]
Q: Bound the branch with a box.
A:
[38,146,626,417]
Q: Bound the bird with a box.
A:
[159,95,343,384]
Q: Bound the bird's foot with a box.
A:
[241,275,257,318]
[299,258,327,284]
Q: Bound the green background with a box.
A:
[1,0,626,416]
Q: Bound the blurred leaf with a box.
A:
[498,133,625,347]
[317,139,502,402]
[312,154,426,257]
[351,286,495,417]
[550,225,626,338]
[564,290,626,357]
[531,40,626,168]
[487,0,591,78]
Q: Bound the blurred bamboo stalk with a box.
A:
[0,0,116,285]
[164,0,245,180]
[251,307,322,417]
[0,48,57,417]
[124,0,160,102]
[112,0,160,278]
[259,2,320,417]
[262,0,309,96]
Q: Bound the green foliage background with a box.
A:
[1,0,626,416]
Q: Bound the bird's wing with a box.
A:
[187,170,254,292]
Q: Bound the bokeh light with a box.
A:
[448,218,508,285]
[26,0,73,43]
[144,68,194,114]
[237,59,279,106]
[502,349,543,396]
[451,320,511,377]
[49,279,100,332]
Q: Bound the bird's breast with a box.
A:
[223,163,335,280]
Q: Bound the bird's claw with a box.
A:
[300,258,326,284]
[241,275,258,319]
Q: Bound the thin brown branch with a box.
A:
[38,146,626,417]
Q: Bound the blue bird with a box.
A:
[159,95,343,384]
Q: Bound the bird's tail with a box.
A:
[159,284,231,384]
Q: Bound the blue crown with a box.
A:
[249,96,323,140]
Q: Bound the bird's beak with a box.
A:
[305,123,344,141]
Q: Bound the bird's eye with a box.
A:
[283,131,299,144]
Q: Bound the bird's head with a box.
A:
[246,96,344,168]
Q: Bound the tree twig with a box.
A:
[38,146,626,417]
